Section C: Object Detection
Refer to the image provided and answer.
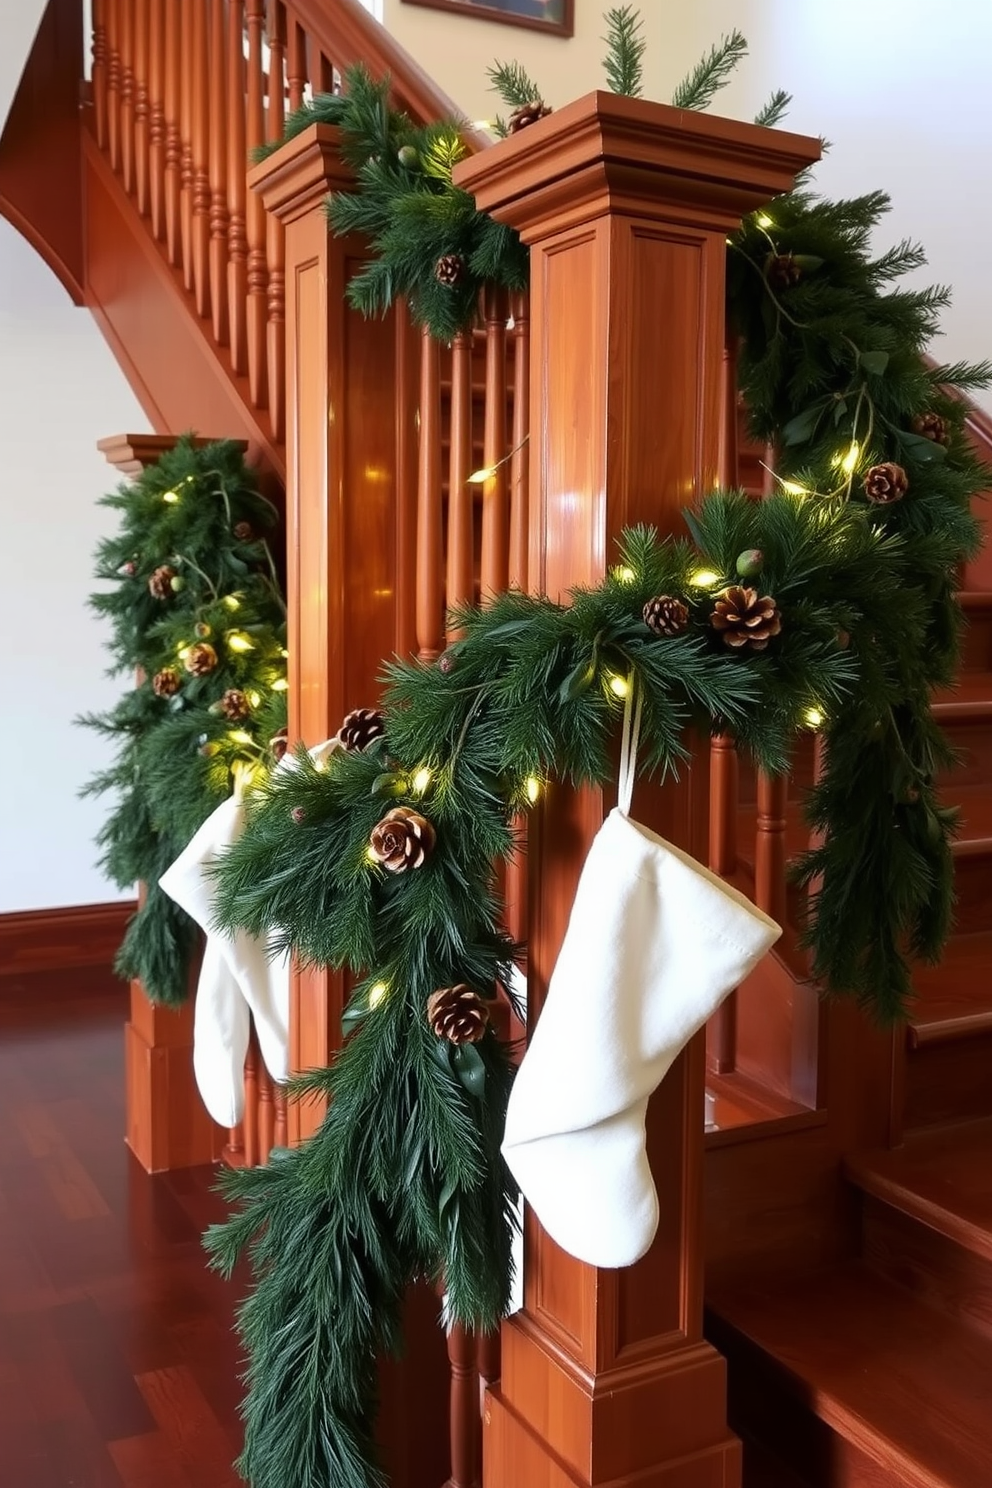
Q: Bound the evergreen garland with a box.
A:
[80,437,288,1004]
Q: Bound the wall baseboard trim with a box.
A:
[0,900,136,976]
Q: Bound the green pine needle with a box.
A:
[486,58,544,110]
[671,29,748,112]
[754,88,792,128]
[603,5,646,97]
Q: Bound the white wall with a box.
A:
[382,0,992,410]
[0,216,151,913]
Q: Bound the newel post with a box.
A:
[248,126,410,1144]
[455,94,819,1488]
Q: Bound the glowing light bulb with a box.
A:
[271,677,289,692]
[804,707,825,729]
[525,776,541,804]
[614,565,636,584]
[840,442,861,475]
[608,674,630,699]
[467,465,496,485]
[411,766,432,795]
[226,632,254,653]
[223,595,241,611]
[756,213,774,229]
[247,691,261,708]
[781,479,808,496]
[162,488,180,504]
[368,982,387,1009]
[367,845,381,864]
[689,568,721,588]
[177,643,191,660]
[228,729,253,745]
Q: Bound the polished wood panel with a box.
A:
[416,328,444,661]
[455,93,820,1488]
[92,0,109,150]
[446,328,475,631]
[480,285,509,600]
[0,902,136,977]
[126,980,226,1172]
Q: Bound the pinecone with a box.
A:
[233,520,254,540]
[766,252,801,291]
[710,586,782,651]
[911,411,949,446]
[220,688,250,721]
[427,984,489,1044]
[148,564,177,599]
[337,707,386,752]
[270,726,289,762]
[194,621,212,638]
[152,667,181,698]
[438,650,457,675]
[643,595,690,637]
[369,806,435,873]
[863,462,909,505]
[507,99,552,134]
[434,253,465,287]
[183,641,218,676]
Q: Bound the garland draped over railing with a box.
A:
[208,35,990,1488]
[81,437,288,1005]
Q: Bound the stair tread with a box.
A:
[845,1120,992,1262]
[909,930,992,1044]
[712,1261,992,1488]
[932,672,992,715]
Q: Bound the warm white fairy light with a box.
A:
[368,982,388,1009]
[411,766,432,795]
[689,568,721,587]
[781,479,808,496]
[271,677,288,692]
[525,775,541,804]
[840,442,861,475]
[247,691,261,708]
[226,632,254,653]
[804,706,825,729]
[608,674,630,699]
[228,729,253,745]
[614,565,636,584]
[756,212,774,229]
[223,594,241,611]
[467,464,496,485]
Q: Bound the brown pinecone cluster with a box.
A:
[183,641,218,675]
[710,586,782,651]
[427,984,489,1044]
[270,726,289,762]
[369,806,435,873]
[434,253,465,286]
[220,688,250,721]
[766,252,801,291]
[912,411,949,446]
[338,708,386,751]
[233,520,254,540]
[152,667,181,698]
[507,99,552,134]
[863,462,908,505]
[148,564,177,599]
[643,595,690,637]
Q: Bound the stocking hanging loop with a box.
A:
[617,676,643,818]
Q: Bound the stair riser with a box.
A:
[862,1194,992,1343]
[960,607,992,673]
[905,1032,992,1129]
[708,1313,923,1488]
[935,718,992,792]
[950,852,992,934]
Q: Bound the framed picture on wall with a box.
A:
[399,0,574,38]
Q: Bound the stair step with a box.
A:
[709,1262,992,1488]
[959,593,992,673]
[907,932,992,1045]
[845,1119,992,1263]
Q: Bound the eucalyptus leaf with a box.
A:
[451,1041,486,1099]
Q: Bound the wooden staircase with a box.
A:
[706,426,992,1484]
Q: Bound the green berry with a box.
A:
[735,548,763,578]
[397,144,419,170]
[170,574,186,593]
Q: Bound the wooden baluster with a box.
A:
[224,1122,245,1167]
[718,332,739,490]
[416,327,443,661]
[317,52,334,93]
[120,0,135,192]
[480,284,509,600]
[445,329,474,638]
[265,0,287,439]
[226,0,247,370]
[147,0,166,237]
[191,0,212,319]
[273,1083,288,1149]
[92,0,109,150]
[394,304,421,660]
[755,768,789,930]
[208,0,229,344]
[242,1037,260,1168]
[508,290,530,593]
[445,1322,480,1488]
[106,0,121,168]
[707,732,740,1075]
[133,0,150,214]
[286,17,308,111]
[163,0,182,263]
[179,0,195,287]
[245,0,268,408]
[258,1062,275,1162]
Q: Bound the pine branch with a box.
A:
[754,88,791,128]
[486,59,544,109]
[671,29,748,112]
[602,5,646,98]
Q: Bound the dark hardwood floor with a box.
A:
[0,966,244,1487]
